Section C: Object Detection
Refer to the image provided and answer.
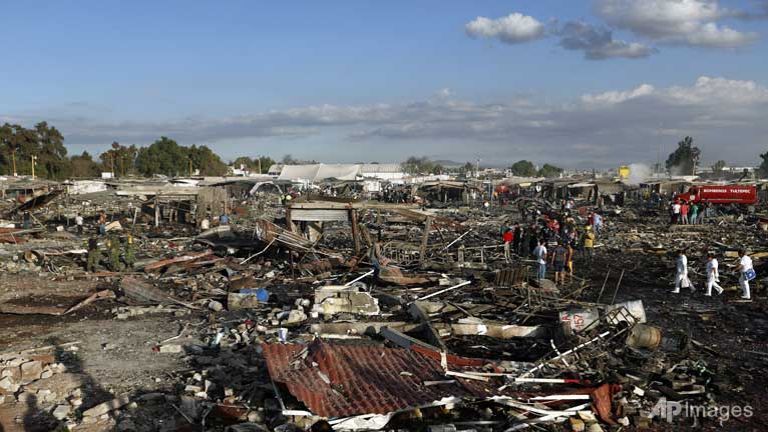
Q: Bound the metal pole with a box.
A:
[596,270,611,303]
[610,269,625,305]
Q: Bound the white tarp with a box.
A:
[278,164,361,182]
[278,165,321,182]
[316,164,361,181]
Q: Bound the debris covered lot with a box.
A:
[0,186,767,432]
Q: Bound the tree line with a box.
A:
[3,123,766,181]
[0,122,276,179]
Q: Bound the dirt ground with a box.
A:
[0,275,199,431]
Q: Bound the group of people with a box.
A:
[673,249,753,300]
[86,233,136,272]
[670,200,709,225]
[501,206,604,284]
[72,210,136,273]
[199,213,230,232]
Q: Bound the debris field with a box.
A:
[0,179,766,432]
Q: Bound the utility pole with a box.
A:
[110,153,115,177]
[31,155,37,180]
[257,157,262,175]
[11,150,16,177]
[189,158,193,176]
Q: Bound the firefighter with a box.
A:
[124,234,136,269]
[108,235,122,272]
[86,237,100,272]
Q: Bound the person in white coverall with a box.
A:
[704,253,723,296]
[737,249,753,300]
[672,249,694,293]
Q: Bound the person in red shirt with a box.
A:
[502,228,514,263]
[680,201,690,225]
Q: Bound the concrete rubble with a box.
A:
[0,175,766,431]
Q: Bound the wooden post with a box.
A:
[154,196,160,227]
[350,209,361,256]
[285,206,294,233]
[419,216,432,268]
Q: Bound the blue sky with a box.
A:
[2,0,768,167]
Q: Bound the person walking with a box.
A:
[592,212,603,236]
[566,241,575,279]
[671,201,681,224]
[124,234,136,270]
[672,249,694,293]
[704,253,723,296]
[513,223,522,256]
[75,213,84,235]
[550,242,568,285]
[502,227,514,263]
[689,203,699,226]
[108,235,122,272]
[528,226,539,257]
[680,201,689,225]
[737,249,754,300]
[582,226,595,263]
[98,210,107,235]
[698,201,709,224]
[200,216,211,232]
[86,237,100,272]
[533,240,547,280]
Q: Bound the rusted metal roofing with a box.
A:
[262,339,503,418]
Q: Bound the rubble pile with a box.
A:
[0,178,766,431]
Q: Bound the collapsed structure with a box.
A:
[0,171,765,431]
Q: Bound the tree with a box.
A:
[665,136,701,176]
[36,122,70,179]
[134,137,229,177]
[257,156,275,174]
[758,152,768,178]
[135,137,189,177]
[510,160,537,177]
[711,160,726,173]
[99,142,138,176]
[70,151,101,178]
[232,156,255,170]
[232,155,275,173]
[188,144,228,176]
[462,162,474,177]
[537,164,563,178]
[0,122,71,179]
[401,156,438,175]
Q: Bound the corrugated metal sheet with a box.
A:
[262,339,502,418]
[290,208,349,222]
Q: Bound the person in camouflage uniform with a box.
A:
[108,235,123,271]
[123,234,136,269]
[86,237,100,272]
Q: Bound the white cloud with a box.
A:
[465,13,546,44]
[666,76,768,104]
[7,76,768,167]
[581,84,656,105]
[595,0,759,48]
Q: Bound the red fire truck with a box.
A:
[676,185,758,205]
